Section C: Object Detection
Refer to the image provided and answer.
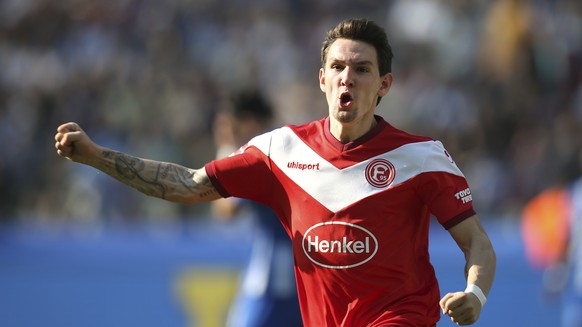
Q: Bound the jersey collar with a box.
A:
[323,115,387,152]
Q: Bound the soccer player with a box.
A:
[55,18,496,326]
[211,91,302,327]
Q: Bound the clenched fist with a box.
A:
[440,291,482,325]
[54,122,100,164]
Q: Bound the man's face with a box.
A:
[319,39,392,126]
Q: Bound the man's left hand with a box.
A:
[439,291,482,325]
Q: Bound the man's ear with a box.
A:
[319,68,326,93]
[378,73,393,97]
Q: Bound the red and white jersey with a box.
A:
[205,116,475,327]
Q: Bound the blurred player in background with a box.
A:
[564,177,582,327]
[55,18,495,326]
[521,168,582,327]
[211,91,302,327]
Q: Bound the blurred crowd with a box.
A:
[1,0,581,225]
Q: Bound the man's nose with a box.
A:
[340,68,354,86]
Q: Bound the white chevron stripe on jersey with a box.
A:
[247,127,465,213]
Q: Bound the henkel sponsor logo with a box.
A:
[287,161,320,171]
[302,221,378,269]
[365,159,395,188]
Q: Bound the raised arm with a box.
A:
[439,215,496,325]
[54,122,221,204]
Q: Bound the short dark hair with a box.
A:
[231,90,273,123]
[321,18,393,75]
[321,19,394,105]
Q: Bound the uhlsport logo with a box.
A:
[302,221,378,269]
[365,158,395,188]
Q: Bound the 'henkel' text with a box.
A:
[305,235,370,254]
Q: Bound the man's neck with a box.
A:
[329,115,378,143]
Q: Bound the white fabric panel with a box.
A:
[248,127,464,213]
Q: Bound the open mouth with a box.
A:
[339,92,353,107]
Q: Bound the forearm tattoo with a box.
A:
[104,151,166,197]
[100,150,215,201]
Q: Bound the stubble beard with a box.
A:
[334,108,357,124]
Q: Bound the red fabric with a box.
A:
[205,116,475,326]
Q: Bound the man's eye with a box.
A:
[358,67,369,73]
[331,64,343,70]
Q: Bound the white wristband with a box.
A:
[465,284,487,307]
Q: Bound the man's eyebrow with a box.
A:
[328,58,374,66]
[354,60,374,66]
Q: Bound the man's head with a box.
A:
[231,91,273,124]
[321,18,393,106]
[229,90,273,141]
[319,19,393,135]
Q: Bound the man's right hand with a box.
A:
[54,122,99,164]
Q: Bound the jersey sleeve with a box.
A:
[417,141,476,229]
[205,133,275,206]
